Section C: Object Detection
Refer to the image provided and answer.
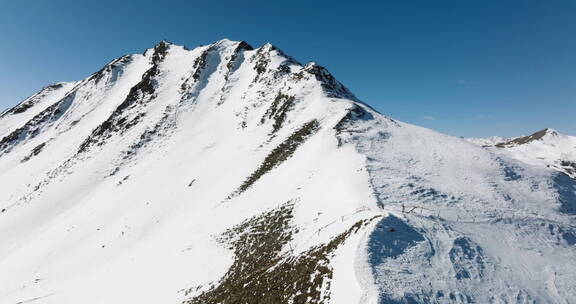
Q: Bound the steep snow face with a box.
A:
[0,39,575,304]
[468,128,576,179]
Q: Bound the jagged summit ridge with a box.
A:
[0,39,356,159]
[0,39,575,304]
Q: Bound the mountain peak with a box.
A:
[495,127,560,147]
[260,42,277,51]
[467,127,576,179]
[542,127,559,136]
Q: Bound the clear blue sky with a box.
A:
[1,0,574,137]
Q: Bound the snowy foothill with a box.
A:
[467,128,576,179]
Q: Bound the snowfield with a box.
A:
[0,39,575,304]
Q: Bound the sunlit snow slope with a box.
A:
[468,128,576,179]
[1,39,575,304]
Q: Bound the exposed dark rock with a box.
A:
[560,160,576,177]
[0,91,77,155]
[261,92,296,134]
[21,142,47,162]
[292,63,356,100]
[334,105,372,135]
[305,63,355,99]
[251,45,274,83]
[224,41,252,81]
[152,41,170,64]
[120,105,175,160]
[333,105,375,146]
[496,128,555,148]
[193,50,211,82]
[184,202,379,304]
[46,83,64,90]
[88,55,133,85]
[1,83,66,117]
[180,47,223,104]
[78,62,161,153]
[274,63,291,78]
[231,120,320,197]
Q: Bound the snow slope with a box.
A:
[465,135,508,147]
[467,128,576,179]
[0,39,575,304]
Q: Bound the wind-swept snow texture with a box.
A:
[0,39,575,304]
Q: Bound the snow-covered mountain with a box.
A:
[467,128,576,179]
[0,39,575,304]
